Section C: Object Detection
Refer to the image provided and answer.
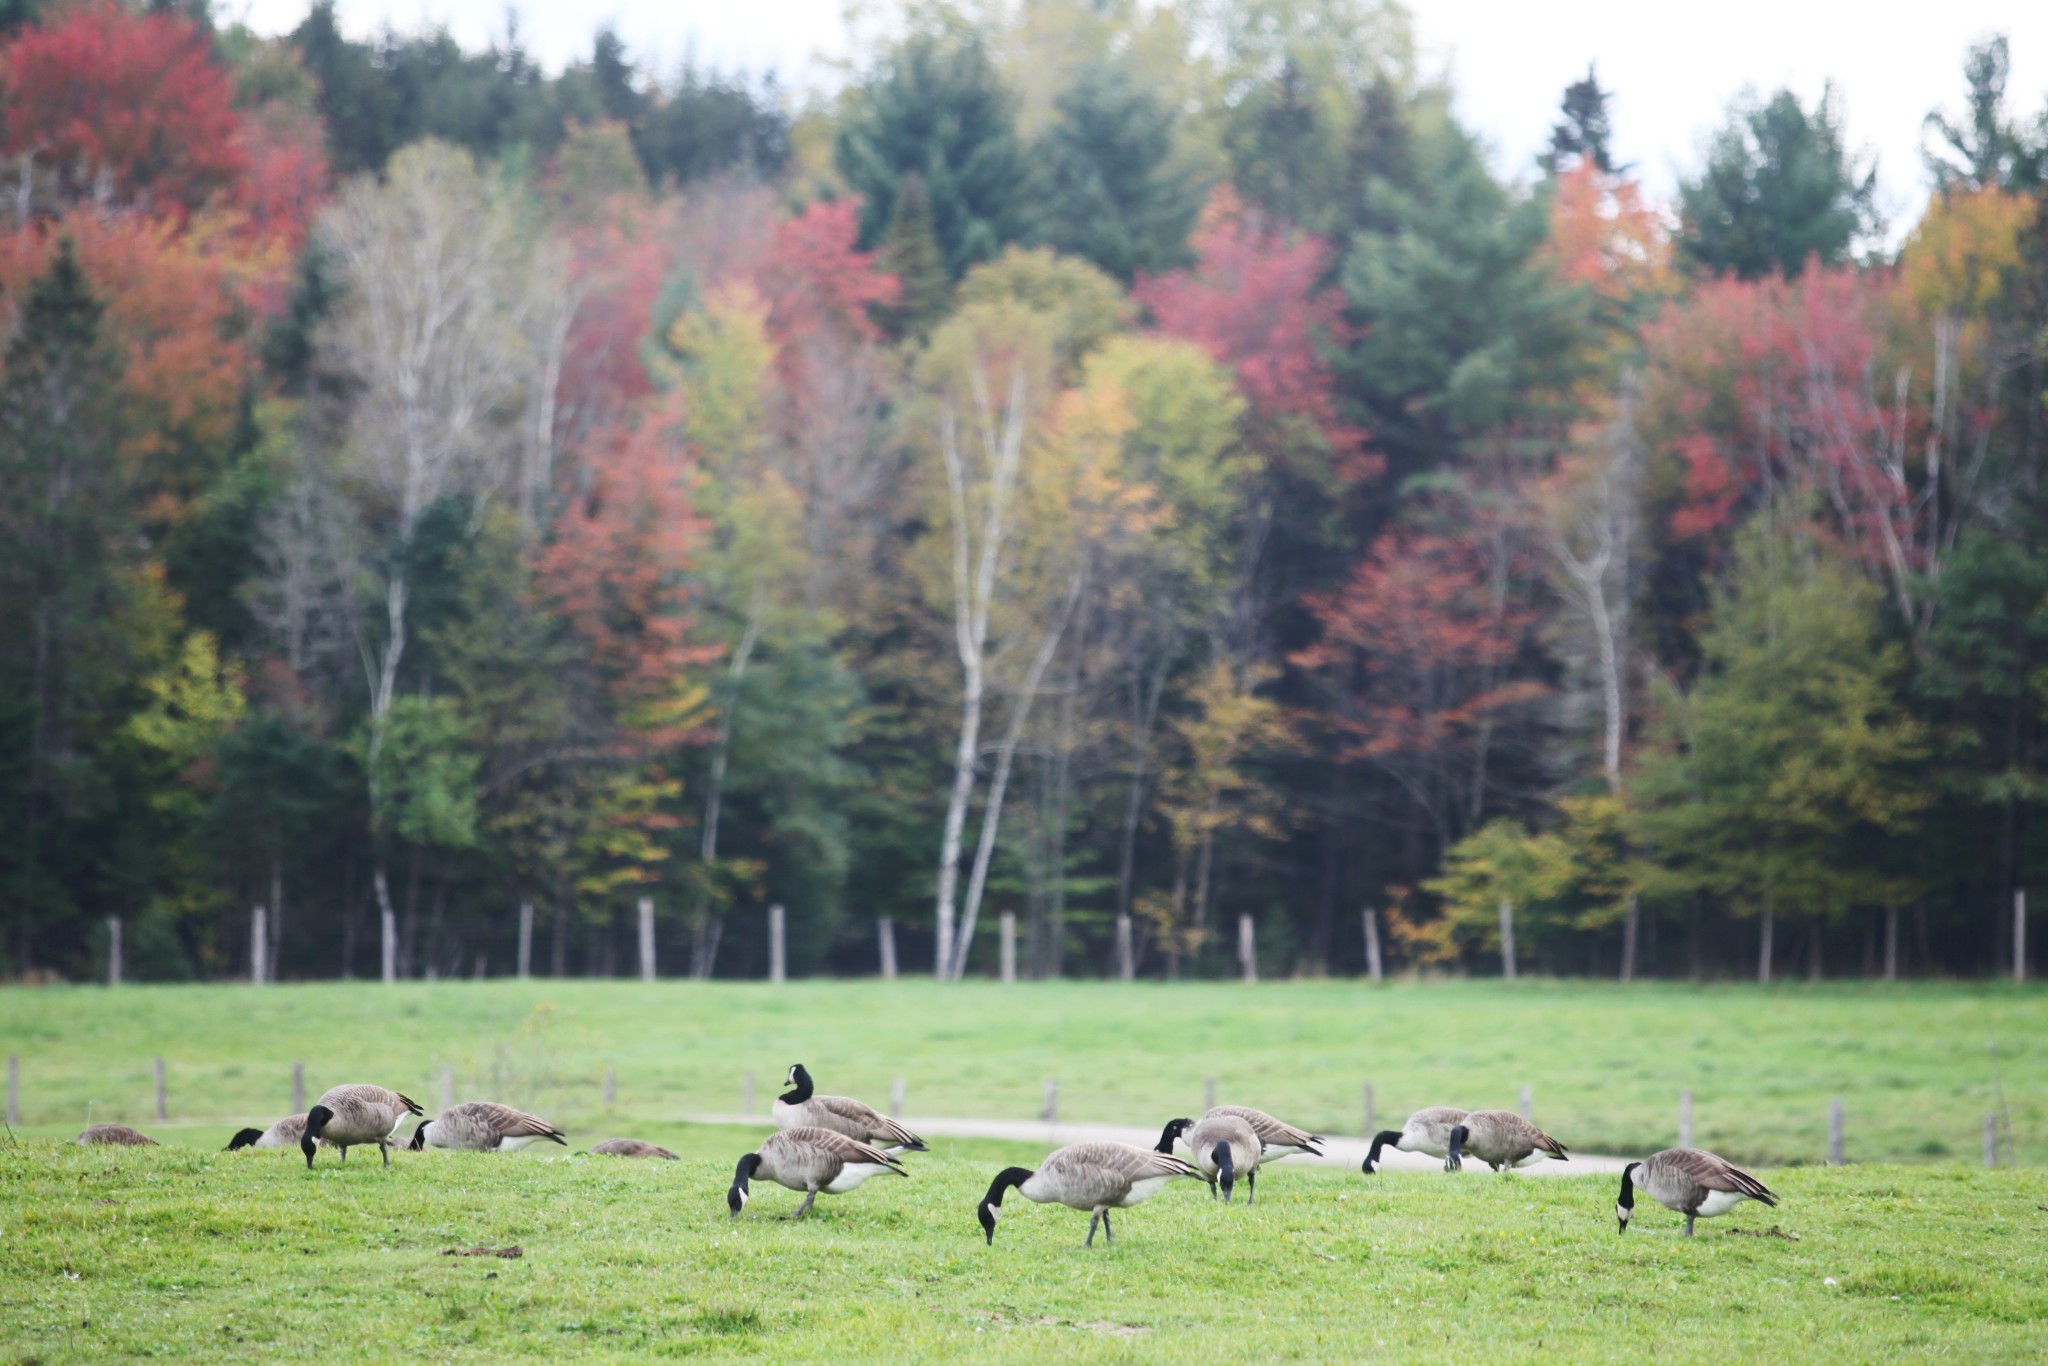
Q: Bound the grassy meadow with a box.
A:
[1,978,2041,1165]
[3,1139,2045,1361]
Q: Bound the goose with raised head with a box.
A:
[299,1084,422,1169]
[226,1114,307,1151]
[78,1124,157,1146]
[728,1126,907,1219]
[772,1064,927,1153]
[1617,1147,1778,1236]
[1157,1115,1263,1203]
[588,1138,678,1159]
[1205,1105,1324,1161]
[410,1101,567,1153]
[1445,1110,1568,1172]
[977,1143,1200,1247]
[1362,1107,1468,1173]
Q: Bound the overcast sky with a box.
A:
[226,0,2048,227]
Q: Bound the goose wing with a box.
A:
[78,1124,157,1146]
[1486,1110,1569,1159]
[774,1125,905,1170]
[1208,1105,1323,1152]
[1664,1147,1777,1205]
[467,1102,565,1141]
[814,1094,926,1149]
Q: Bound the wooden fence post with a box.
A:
[1498,900,1517,981]
[1519,1084,1532,1119]
[742,1072,756,1115]
[1984,1113,1998,1167]
[153,1057,166,1122]
[1238,913,1257,984]
[107,917,122,986]
[1115,913,1135,982]
[380,909,396,984]
[1362,907,1383,984]
[1679,1089,1694,1148]
[1883,907,1899,982]
[877,917,897,980]
[637,897,656,983]
[768,904,786,984]
[999,912,1016,984]
[603,1068,616,1109]
[890,1077,905,1119]
[1204,1076,1216,1113]
[1828,1098,1844,1166]
[251,906,268,985]
[6,1054,17,1127]
[292,1062,305,1114]
[517,901,533,980]
[1363,1082,1374,1139]
[2016,889,2028,985]
[1042,1079,1059,1124]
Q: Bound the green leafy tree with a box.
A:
[874,172,952,341]
[835,29,1035,279]
[1677,85,1878,279]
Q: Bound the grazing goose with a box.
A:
[772,1064,927,1153]
[409,1101,567,1153]
[1205,1105,1324,1161]
[300,1084,422,1169]
[1363,1107,1468,1173]
[1445,1110,1569,1172]
[978,1142,1200,1247]
[78,1123,157,1146]
[728,1125,907,1219]
[226,1114,307,1151]
[1157,1115,1263,1203]
[1618,1147,1778,1237]
[588,1138,678,1159]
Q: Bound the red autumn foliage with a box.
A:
[752,198,898,353]
[1136,189,1373,482]
[539,396,716,753]
[1,4,246,216]
[1641,267,1917,589]
[229,105,330,253]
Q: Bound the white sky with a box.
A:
[223,0,2048,227]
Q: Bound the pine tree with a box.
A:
[1544,65,1614,173]
[1037,58,1205,282]
[874,173,951,342]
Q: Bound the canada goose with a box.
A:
[1618,1147,1779,1236]
[409,1101,567,1153]
[588,1138,678,1159]
[300,1084,422,1169]
[773,1064,927,1152]
[225,1114,307,1151]
[1205,1104,1324,1161]
[1362,1107,1468,1173]
[1445,1110,1568,1172]
[728,1125,907,1219]
[977,1142,1200,1247]
[78,1123,156,1146]
[1157,1115,1263,1203]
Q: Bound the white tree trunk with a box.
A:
[1498,899,1517,981]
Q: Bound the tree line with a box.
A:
[3,0,2047,984]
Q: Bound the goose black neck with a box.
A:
[1617,1162,1638,1209]
[780,1064,813,1105]
[979,1166,1032,1209]
[1447,1123,1469,1162]
[1364,1130,1401,1173]
[408,1122,429,1152]
[1212,1140,1235,1185]
[226,1128,263,1152]
[1155,1119,1190,1154]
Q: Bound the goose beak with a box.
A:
[977,1202,998,1245]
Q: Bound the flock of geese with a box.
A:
[76,1063,1781,1246]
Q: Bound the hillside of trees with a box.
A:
[4,0,2048,984]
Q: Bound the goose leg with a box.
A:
[339,1146,347,1164]
[1683,1213,1696,1238]
[793,1189,818,1219]
[1085,1212,1101,1247]
[1101,1209,1113,1244]
[1247,1171,1257,1204]
[379,1140,390,1169]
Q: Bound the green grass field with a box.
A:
[4,1140,2045,1361]
[3,980,2045,1360]
[1,979,2041,1164]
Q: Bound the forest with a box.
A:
[3,0,2047,985]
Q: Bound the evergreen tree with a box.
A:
[1677,85,1878,279]
[1924,35,2047,192]
[1544,65,1613,173]
[835,30,1035,279]
[874,173,952,341]
[1036,57,1205,282]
